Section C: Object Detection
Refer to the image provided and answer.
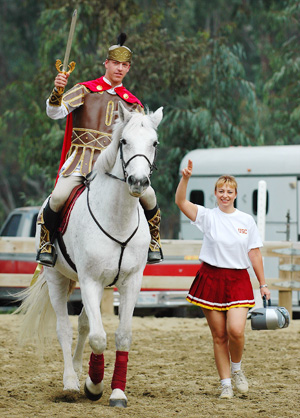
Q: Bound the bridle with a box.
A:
[86,138,158,287]
[106,139,158,182]
[85,176,140,287]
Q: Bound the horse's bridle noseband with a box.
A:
[120,139,158,181]
[106,140,158,182]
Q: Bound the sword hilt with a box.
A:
[55,59,76,94]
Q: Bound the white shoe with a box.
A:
[219,385,234,399]
[233,370,249,393]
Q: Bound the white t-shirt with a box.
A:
[191,206,263,269]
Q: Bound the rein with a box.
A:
[85,177,140,287]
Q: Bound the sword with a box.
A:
[55,9,77,94]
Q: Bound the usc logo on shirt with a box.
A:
[238,228,247,234]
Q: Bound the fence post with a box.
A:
[278,253,293,318]
[278,290,292,317]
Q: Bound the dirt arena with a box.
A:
[0,313,299,418]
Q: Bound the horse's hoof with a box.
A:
[84,376,104,402]
[109,398,127,408]
[84,383,103,401]
[109,388,128,408]
[63,375,80,392]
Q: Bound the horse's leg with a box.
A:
[46,270,79,391]
[79,281,106,401]
[109,275,141,408]
[73,306,89,375]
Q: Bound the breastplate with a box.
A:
[61,87,141,176]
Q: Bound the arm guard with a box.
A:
[48,88,63,107]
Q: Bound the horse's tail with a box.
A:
[14,267,56,348]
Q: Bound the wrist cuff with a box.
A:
[48,88,63,106]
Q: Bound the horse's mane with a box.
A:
[95,108,155,174]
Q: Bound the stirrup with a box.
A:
[147,246,163,264]
[36,243,57,267]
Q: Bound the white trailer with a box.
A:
[179,144,300,302]
[179,145,300,242]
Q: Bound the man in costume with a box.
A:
[37,34,163,266]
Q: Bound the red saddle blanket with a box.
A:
[58,184,86,235]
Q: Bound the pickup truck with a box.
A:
[0,206,39,275]
[0,206,84,313]
[0,207,201,316]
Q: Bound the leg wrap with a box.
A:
[145,206,162,251]
[37,199,60,252]
[111,351,128,392]
[88,353,104,385]
[37,199,60,265]
[144,205,158,222]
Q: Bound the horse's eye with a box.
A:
[153,141,158,147]
[120,138,127,145]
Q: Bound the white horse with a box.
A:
[16,102,163,408]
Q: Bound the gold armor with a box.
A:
[107,46,132,63]
[48,88,63,107]
[59,84,143,176]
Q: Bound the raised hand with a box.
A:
[181,159,193,179]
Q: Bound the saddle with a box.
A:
[58,183,86,235]
[56,183,86,271]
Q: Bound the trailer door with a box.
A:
[297,177,300,241]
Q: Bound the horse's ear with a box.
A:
[150,106,163,129]
[118,101,132,124]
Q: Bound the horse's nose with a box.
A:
[128,175,150,188]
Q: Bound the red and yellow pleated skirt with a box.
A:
[186,262,255,311]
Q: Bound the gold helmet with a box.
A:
[107,33,132,63]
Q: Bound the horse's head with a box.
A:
[116,102,163,197]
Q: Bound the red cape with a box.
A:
[55,77,143,184]
[79,76,143,107]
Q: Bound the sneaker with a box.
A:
[232,370,249,393]
[219,385,234,399]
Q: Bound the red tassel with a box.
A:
[111,351,129,391]
[88,352,104,385]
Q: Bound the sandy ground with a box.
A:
[0,313,299,418]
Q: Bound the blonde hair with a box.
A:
[215,175,238,193]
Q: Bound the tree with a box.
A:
[153,37,261,236]
[17,0,211,238]
[261,1,300,145]
[3,0,295,239]
[0,0,46,221]
[0,0,263,238]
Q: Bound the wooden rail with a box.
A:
[0,237,116,314]
[1,238,300,316]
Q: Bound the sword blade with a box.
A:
[62,9,77,72]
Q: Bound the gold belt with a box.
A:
[60,128,112,176]
[71,127,112,150]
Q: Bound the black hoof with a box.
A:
[109,398,127,408]
[84,382,103,401]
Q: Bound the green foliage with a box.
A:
[1,0,300,236]
[261,1,300,144]
[152,37,262,229]
[0,0,46,222]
